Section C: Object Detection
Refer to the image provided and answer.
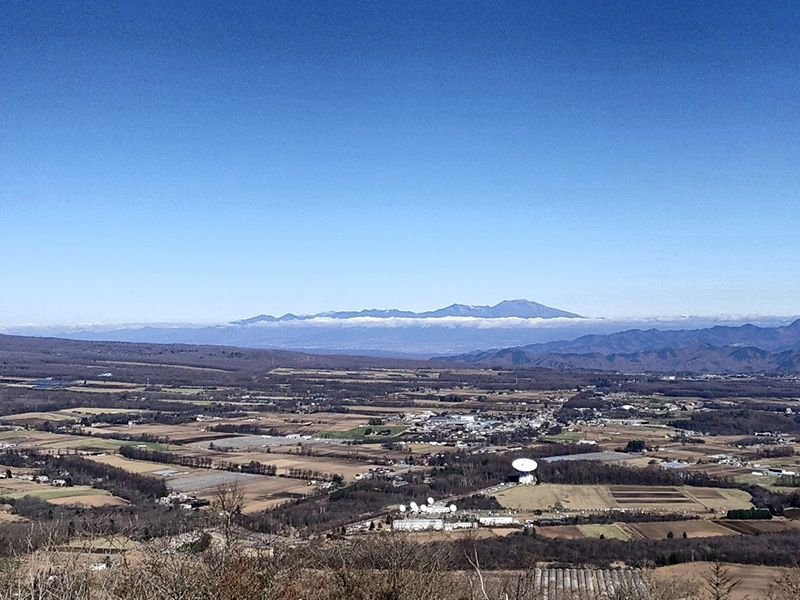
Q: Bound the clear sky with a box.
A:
[1,1,798,325]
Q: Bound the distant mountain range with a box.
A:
[5,300,799,369]
[505,319,800,354]
[440,319,800,374]
[4,316,800,374]
[232,299,581,324]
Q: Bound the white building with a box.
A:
[767,468,797,476]
[478,516,515,527]
[423,505,452,514]
[392,519,444,532]
[444,522,477,531]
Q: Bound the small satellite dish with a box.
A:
[410,502,419,512]
[399,505,406,513]
[427,497,434,505]
[512,458,539,473]
[449,504,457,513]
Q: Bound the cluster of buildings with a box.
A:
[354,467,412,489]
[394,409,554,445]
[156,492,210,510]
[12,473,68,486]
[391,513,517,532]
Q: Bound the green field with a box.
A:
[734,474,779,486]
[1,412,74,422]
[8,486,108,501]
[540,431,583,442]
[577,524,631,541]
[316,425,406,440]
[734,473,799,493]
[56,407,147,417]
[45,437,182,452]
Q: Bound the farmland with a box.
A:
[493,484,752,513]
[0,476,127,508]
[624,520,738,539]
[536,518,800,542]
[1,332,800,592]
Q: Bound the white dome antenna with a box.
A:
[512,458,538,485]
[512,458,538,473]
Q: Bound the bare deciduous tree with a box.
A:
[702,563,741,600]
[209,481,245,552]
[765,564,800,600]
[317,533,452,600]
[608,568,699,600]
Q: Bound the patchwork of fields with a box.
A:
[85,453,316,512]
[537,518,800,541]
[2,345,800,595]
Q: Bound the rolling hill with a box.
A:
[439,320,800,374]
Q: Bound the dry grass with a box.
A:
[493,484,752,513]
[624,520,738,539]
[494,484,618,511]
[0,477,126,506]
[193,476,312,513]
[577,523,631,540]
[48,494,129,507]
[0,506,26,522]
[86,454,178,474]
[535,525,588,539]
[656,562,788,600]
[218,451,372,480]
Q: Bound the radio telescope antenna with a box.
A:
[512,457,539,485]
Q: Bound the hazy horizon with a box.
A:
[3,310,799,359]
[2,304,800,329]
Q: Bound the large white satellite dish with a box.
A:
[512,458,538,473]
[427,497,434,505]
[410,502,419,512]
[449,504,457,513]
[399,505,406,513]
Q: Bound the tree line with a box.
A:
[0,450,167,504]
[444,527,800,569]
[670,409,800,435]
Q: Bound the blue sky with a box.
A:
[1,1,798,325]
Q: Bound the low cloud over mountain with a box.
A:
[231,299,581,324]
[3,302,798,362]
